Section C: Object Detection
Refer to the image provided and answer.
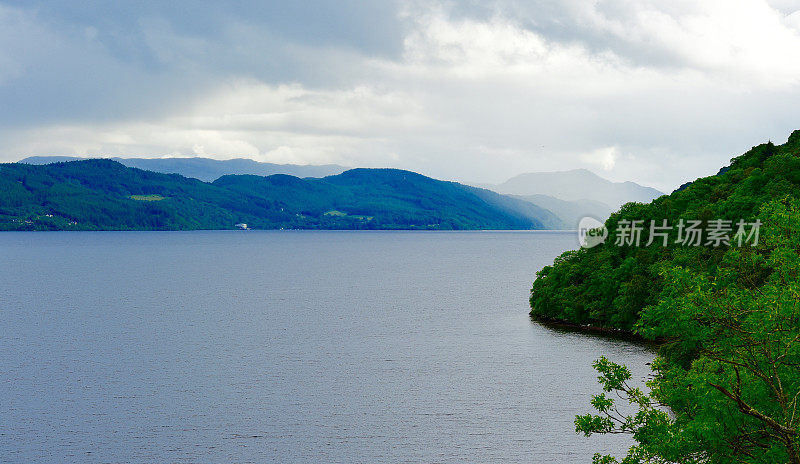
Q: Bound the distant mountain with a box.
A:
[19,156,348,181]
[212,168,563,230]
[510,194,614,229]
[488,169,663,209]
[0,160,562,231]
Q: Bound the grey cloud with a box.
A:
[0,1,404,127]
[2,0,800,192]
[6,0,404,57]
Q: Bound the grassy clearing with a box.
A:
[129,194,165,201]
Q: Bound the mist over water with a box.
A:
[1,231,654,463]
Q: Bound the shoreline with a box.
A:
[530,314,660,345]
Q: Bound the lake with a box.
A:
[0,231,654,463]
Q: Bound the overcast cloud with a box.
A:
[2,0,800,191]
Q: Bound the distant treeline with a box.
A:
[0,160,559,231]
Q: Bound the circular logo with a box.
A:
[578,216,608,248]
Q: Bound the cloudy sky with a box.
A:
[3,0,800,191]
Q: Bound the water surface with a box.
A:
[1,231,654,463]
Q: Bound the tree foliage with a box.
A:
[530,131,800,461]
[531,131,800,330]
[577,198,800,463]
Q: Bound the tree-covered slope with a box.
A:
[0,160,558,231]
[530,130,800,330]
[214,168,562,230]
[0,159,257,230]
[570,136,800,463]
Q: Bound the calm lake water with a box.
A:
[1,231,654,463]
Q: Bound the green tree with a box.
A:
[531,131,800,331]
[577,198,800,463]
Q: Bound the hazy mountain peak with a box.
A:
[490,169,663,209]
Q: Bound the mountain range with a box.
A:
[486,168,663,208]
[0,160,561,231]
[19,156,348,182]
[476,169,663,227]
[5,157,662,231]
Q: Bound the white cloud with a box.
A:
[4,81,432,168]
[570,0,800,88]
[581,146,619,171]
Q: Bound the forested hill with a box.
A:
[530,129,800,330]
[0,159,561,231]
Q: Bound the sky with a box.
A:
[3,0,800,191]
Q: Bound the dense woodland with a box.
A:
[531,130,800,330]
[0,160,559,231]
[531,131,800,463]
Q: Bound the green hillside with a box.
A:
[555,136,800,462]
[0,159,559,231]
[215,168,562,230]
[530,130,800,330]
